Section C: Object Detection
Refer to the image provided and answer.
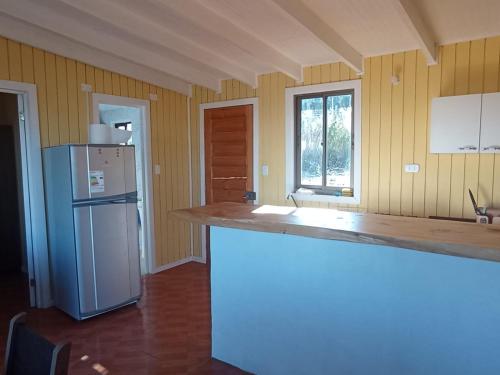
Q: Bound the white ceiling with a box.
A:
[0,0,498,94]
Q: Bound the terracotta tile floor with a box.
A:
[0,263,248,374]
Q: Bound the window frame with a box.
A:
[285,80,362,204]
[294,89,355,195]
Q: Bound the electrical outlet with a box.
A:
[81,83,92,92]
[154,164,161,175]
[404,164,420,173]
[262,164,269,176]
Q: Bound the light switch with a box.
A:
[81,83,92,92]
[404,164,420,173]
[154,164,161,175]
[262,164,269,176]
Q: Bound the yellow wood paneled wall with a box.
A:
[0,36,191,268]
[191,36,500,253]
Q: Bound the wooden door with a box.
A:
[204,105,253,205]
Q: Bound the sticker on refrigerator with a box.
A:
[89,170,105,193]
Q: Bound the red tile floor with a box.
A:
[0,263,248,374]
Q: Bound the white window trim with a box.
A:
[285,80,362,204]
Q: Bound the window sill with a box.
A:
[290,191,360,205]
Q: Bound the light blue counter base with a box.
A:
[211,227,500,375]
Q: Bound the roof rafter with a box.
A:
[163,0,303,82]
[0,0,222,91]
[270,0,363,73]
[60,0,258,88]
[393,0,438,65]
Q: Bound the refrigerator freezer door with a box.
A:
[71,146,90,201]
[73,206,97,314]
[87,146,126,199]
[91,203,132,310]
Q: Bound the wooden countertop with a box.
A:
[171,202,500,263]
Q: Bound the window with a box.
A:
[295,90,354,194]
[285,81,361,204]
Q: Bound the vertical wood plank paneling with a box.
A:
[55,56,69,144]
[149,86,162,267]
[424,49,442,217]
[103,70,112,95]
[340,63,350,81]
[378,54,393,214]
[331,63,340,82]
[400,51,417,216]
[76,62,88,143]
[360,59,371,211]
[389,53,404,215]
[20,44,34,84]
[120,75,128,97]
[368,57,381,213]
[94,68,104,94]
[436,45,455,217]
[33,48,49,147]
[45,52,59,146]
[112,73,120,95]
[412,52,429,217]
[66,59,80,143]
[0,37,8,80]
[7,40,22,81]
[85,65,95,126]
[259,74,271,203]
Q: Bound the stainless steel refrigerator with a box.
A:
[43,144,141,320]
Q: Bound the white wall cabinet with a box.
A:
[430,93,500,154]
[430,94,482,153]
[480,92,500,153]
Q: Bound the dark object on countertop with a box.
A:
[3,312,72,375]
[469,189,481,215]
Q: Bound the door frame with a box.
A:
[92,93,156,274]
[0,80,51,308]
[199,98,259,263]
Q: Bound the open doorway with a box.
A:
[93,94,154,275]
[0,92,29,318]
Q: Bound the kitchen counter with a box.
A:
[171,202,500,263]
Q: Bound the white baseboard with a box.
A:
[152,257,193,274]
[191,256,206,264]
[151,255,207,273]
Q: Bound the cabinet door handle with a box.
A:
[458,145,478,151]
[482,145,500,151]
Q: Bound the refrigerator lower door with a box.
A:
[74,206,97,315]
[126,202,141,298]
[91,203,132,311]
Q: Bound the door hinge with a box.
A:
[29,278,36,288]
[19,112,25,121]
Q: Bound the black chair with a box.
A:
[3,312,71,375]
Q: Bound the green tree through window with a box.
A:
[296,90,353,193]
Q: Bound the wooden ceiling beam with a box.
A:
[270,0,363,73]
[163,0,303,82]
[393,0,438,65]
[0,0,222,92]
[60,0,258,88]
